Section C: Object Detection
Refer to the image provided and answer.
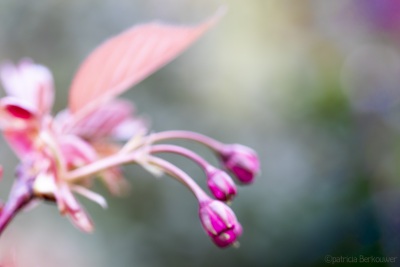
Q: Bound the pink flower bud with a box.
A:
[199,200,242,248]
[219,144,260,184]
[206,167,237,202]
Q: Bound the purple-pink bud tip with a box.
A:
[219,144,260,184]
[199,200,242,248]
[206,167,237,202]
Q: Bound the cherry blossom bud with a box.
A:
[219,144,260,184]
[206,167,237,202]
[199,200,242,248]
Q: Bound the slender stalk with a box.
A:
[147,156,208,201]
[149,131,224,151]
[66,130,226,183]
[150,144,211,170]
[65,152,140,182]
[65,149,209,201]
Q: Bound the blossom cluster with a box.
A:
[0,14,260,248]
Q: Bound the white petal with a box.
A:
[71,185,108,209]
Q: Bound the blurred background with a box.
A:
[0,0,400,266]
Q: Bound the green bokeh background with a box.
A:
[0,0,399,266]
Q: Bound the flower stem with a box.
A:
[65,149,209,201]
[150,144,211,170]
[149,131,224,151]
[65,152,140,182]
[147,156,208,201]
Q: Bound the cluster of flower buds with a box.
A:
[149,134,259,247]
[0,11,260,249]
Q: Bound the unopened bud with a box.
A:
[219,144,260,184]
[199,200,242,248]
[206,167,237,202]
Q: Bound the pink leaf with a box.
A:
[68,11,223,117]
